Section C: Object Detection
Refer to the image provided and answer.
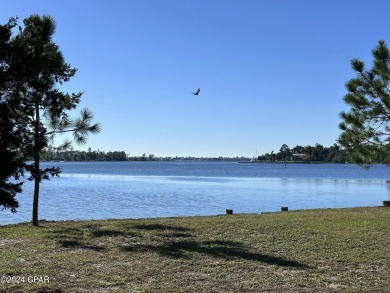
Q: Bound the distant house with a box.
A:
[292,153,308,161]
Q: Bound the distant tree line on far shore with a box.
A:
[41,143,390,163]
[41,148,251,162]
[255,143,389,163]
[43,148,127,161]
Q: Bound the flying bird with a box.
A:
[192,88,200,95]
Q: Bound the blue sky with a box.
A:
[2,1,390,157]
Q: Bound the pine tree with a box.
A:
[339,40,390,165]
[6,15,100,225]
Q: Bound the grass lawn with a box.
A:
[0,207,389,292]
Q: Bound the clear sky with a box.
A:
[2,1,390,157]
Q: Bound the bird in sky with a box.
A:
[192,88,200,95]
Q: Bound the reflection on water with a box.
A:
[1,162,389,225]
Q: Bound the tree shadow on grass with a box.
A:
[122,225,309,269]
[91,229,128,238]
[132,223,191,232]
[48,227,106,251]
[48,224,310,268]
[57,239,105,251]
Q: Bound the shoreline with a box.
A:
[2,205,387,227]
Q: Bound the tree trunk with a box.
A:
[32,103,40,227]
[32,169,40,226]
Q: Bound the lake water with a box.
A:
[1,161,390,225]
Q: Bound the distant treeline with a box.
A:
[42,149,251,162]
[43,149,128,161]
[42,143,389,163]
[256,143,389,163]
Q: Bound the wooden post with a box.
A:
[383,201,390,207]
[281,207,288,212]
[226,209,233,215]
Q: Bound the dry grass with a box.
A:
[0,207,389,292]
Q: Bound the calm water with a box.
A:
[1,161,390,225]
